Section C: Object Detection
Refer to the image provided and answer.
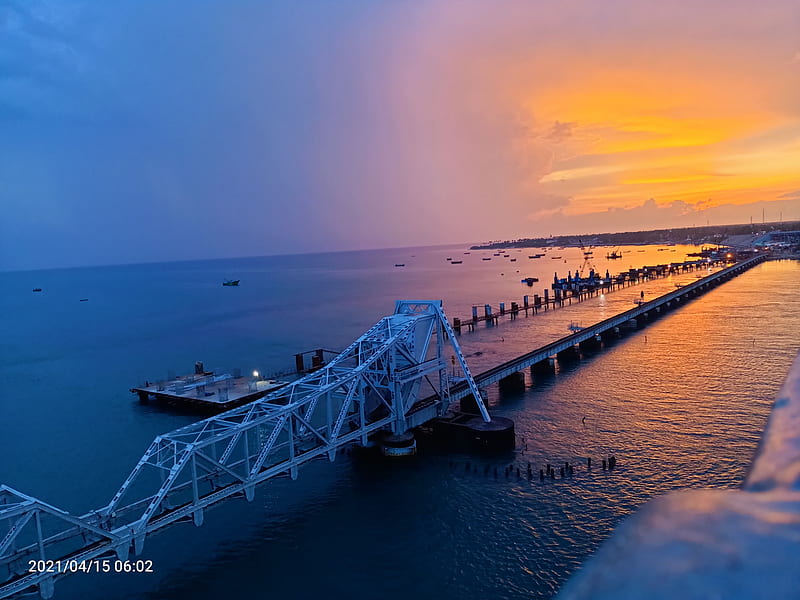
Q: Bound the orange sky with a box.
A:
[4,1,799,270]
[332,0,800,239]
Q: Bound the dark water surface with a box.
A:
[1,247,798,599]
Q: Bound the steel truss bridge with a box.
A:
[0,301,489,599]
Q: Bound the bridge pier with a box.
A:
[380,431,417,457]
[601,327,620,342]
[531,358,556,376]
[622,318,638,330]
[557,345,581,362]
[579,336,601,353]
[498,371,526,395]
[460,390,489,414]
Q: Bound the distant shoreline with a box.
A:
[471,220,800,250]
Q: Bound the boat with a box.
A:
[510,258,517,262]
[450,260,463,264]
[568,321,584,332]
[446,257,452,261]
[464,252,471,254]
[551,256,562,259]
[606,248,622,259]
[521,277,539,286]
[32,288,42,292]
[482,257,492,261]
[394,264,405,267]
[222,280,240,286]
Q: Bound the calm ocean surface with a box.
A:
[1,246,799,599]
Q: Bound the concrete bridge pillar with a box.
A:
[601,327,620,342]
[531,358,556,376]
[460,390,489,414]
[579,336,601,353]
[623,318,638,330]
[557,345,581,362]
[498,371,526,395]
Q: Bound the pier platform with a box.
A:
[131,369,288,412]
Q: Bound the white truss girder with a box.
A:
[0,301,488,599]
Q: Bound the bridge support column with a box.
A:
[622,318,638,330]
[498,371,525,395]
[579,336,601,353]
[601,327,620,342]
[557,345,581,362]
[381,431,416,457]
[460,390,489,414]
[531,358,555,377]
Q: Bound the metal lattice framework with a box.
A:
[0,301,488,599]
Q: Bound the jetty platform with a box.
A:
[131,367,287,411]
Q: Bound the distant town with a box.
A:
[471,220,800,250]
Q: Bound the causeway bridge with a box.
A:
[0,256,766,599]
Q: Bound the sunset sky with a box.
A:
[2,0,798,270]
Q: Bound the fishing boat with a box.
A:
[606,248,622,259]
[32,288,42,292]
[450,260,463,264]
[551,256,562,259]
[222,280,240,286]
[394,264,405,267]
[521,277,539,286]
[482,257,492,261]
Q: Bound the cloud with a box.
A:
[543,121,576,143]
[530,195,800,237]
